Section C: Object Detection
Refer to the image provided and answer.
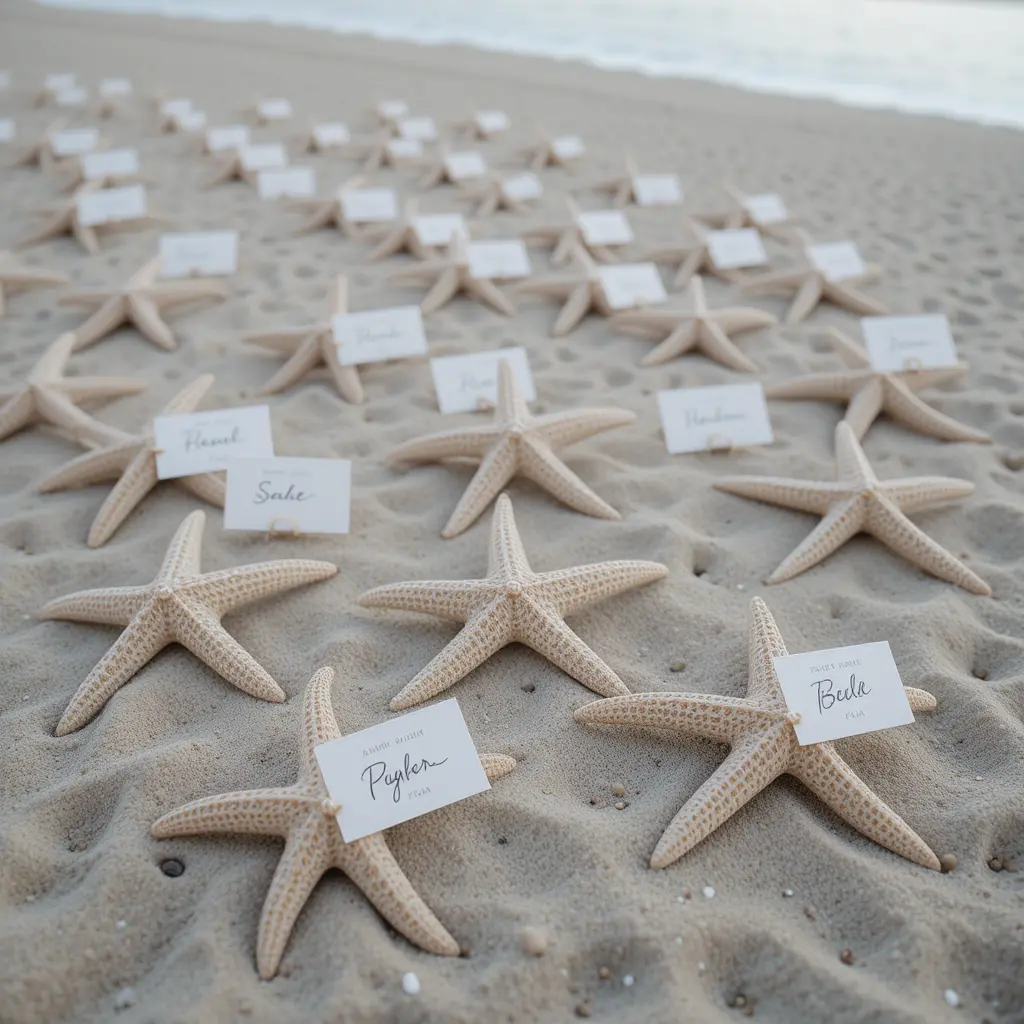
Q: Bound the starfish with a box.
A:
[362,198,443,262]
[60,153,145,193]
[0,332,144,448]
[37,374,229,547]
[151,666,516,978]
[389,233,514,316]
[574,597,941,870]
[360,493,667,710]
[389,359,635,537]
[521,199,623,266]
[609,275,777,370]
[301,122,351,153]
[714,421,990,594]
[697,182,799,243]
[38,511,337,736]
[351,130,422,172]
[10,119,67,172]
[415,146,488,189]
[290,176,370,238]
[638,217,749,291]
[0,251,69,316]
[579,155,682,209]
[513,128,585,172]
[244,274,364,404]
[458,172,542,217]
[59,257,227,352]
[202,147,260,188]
[452,109,511,140]
[765,326,990,443]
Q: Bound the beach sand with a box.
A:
[1,1,1024,1020]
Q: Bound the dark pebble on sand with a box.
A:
[160,858,184,877]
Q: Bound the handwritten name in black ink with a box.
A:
[183,425,241,453]
[253,481,314,505]
[684,406,744,429]
[362,753,449,803]
[811,673,871,716]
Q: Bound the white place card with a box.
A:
[224,456,352,535]
[633,173,683,207]
[333,305,428,366]
[45,73,75,91]
[577,209,633,247]
[413,213,468,248]
[743,192,788,224]
[82,147,139,180]
[340,187,398,223]
[240,142,288,173]
[475,110,510,134]
[378,99,408,120]
[258,98,292,120]
[431,348,535,415]
[0,119,14,143]
[502,171,542,202]
[56,86,88,107]
[206,124,250,152]
[551,134,585,159]
[99,77,132,97]
[706,228,769,271]
[161,98,192,118]
[315,699,489,843]
[860,314,958,372]
[657,383,773,455]
[153,405,273,479]
[397,115,437,141]
[597,262,667,310]
[257,166,315,199]
[50,128,99,158]
[313,122,350,147]
[772,641,914,746]
[444,150,487,181]
[386,137,423,160]
[807,241,866,282]
[176,110,207,132]
[75,184,147,227]
[159,231,239,278]
[466,240,531,280]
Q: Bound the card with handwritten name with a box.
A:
[333,306,428,366]
[706,228,769,271]
[314,699,490,842]
[444,150,487,181]
[153,405,273,479]
[743,192,788,224]
[257,166,315,199]
[860,314,958,372]
[340,187,398,223]
[75,184,147,227]
[50,128,99,158]
[657,382,773,454]
[413,213,468,248]
[205,124,250,152]
[397,115,437,141]
[224,456,352,534]
[576,209,634,247]
[502,171,543,202]
[772,641,915,745]
[240,142,288,173]
[99,78,132,97]
[258,98,292,120]
[82,148,139,180]
[806,241,867,282]
[597,262,667,310]
[431,347,535,414]
[159,231,238,279]
[552,134,585,160]
[386,137,423,160]
[56,86,88,108]
[378,99,408,120]
[466,240,532,280]
[0,119,14,143]
[633,173,683,207]
[475,110,510,134]
[313,122,350,147]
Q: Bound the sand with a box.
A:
[1,1,1024,1021]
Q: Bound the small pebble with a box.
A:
[159,858,184,878]
[1001,451,1024,471]
[622,974,635,988]
[782,888,794,898]
[113,988,136,1012]
[598,966,611,980]
[401,972,420,996]
[521,683,536,693]
[804,905,816,921]
[520,926,548,957]
[675,937,683,946]
[614,801,627,810]
[611,783,626,797]
[697,961,706,973]
[840,949,854,965]
[736,583,745,591]
[575,1002,591,1018]
[116,920,126,931]
[732,994,747,1009]
[682,888,692,900]
[944,989,960,1008]
[669,662,686,672]
[973,667,989,680]
[940,854,958,873]
[988,857,1003,872]
[702,886,715,899]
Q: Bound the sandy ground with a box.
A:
[1,1,1024,1021]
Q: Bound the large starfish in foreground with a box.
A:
[152,667,516,978]
[513,245,617,336]
[60,257,227,352]
[0,333,143,447]
[575,597,941,870]
[697,182,799,242]
[39,511,337,735]
[637,217,749,291]
[714,421,989,594]
[0,251,69,316]
[244,274,364,404]
[610,275,776,370]
[360,494,668,710]
[766,326,990,443]
[38,374,227,547]
[389,359,635,537]
[291,176,370,238]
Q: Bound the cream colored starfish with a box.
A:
[0,251,69,316]
[0,332,143,447]
[389,359,635,537]
[244,274,363,404]
[152,666,516,978]
[452,110,511,140]
[37,374,228,547]
[765,326,990,443]
[513,128,585,172]
[362,198,441,262]
[458,172,542,217]
[521,198,623,266]
[390,233,514,316]
[360,494,668,710]
[415,146,488,189]
[610,275,777,370]
[291,175,370,238]
[39,511,337,736]
[714,421,990,594]
[352,130,422,172]
[575,597,941,870]
[580,155,682,209]
[202,147,261,188]
[10,119,67,172]
[698,182,799,242]
[60,257,227,352]
[638,216,749,290]
[301,122,351,153]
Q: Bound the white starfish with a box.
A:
[0,250,69,316]
[513,244,616,336]
[362,198,444,262]
[521,198,623,267]
[637,216,749,291]
[697,182,799,242]
[291,176,371,238]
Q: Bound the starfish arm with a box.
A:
[296,665,343,780]
[883,377,991,442]
[420,268,462,314]
[513,274,580,299]
[824,281,887,316]
[834,422,876,485]
[1,264,70,288]
[639,322,698,366]
[152,788,314,840]
[741,269,807,294]
[481,753,517,780]
[790,745,940,870]
[388,426,502,464]
[320,337,365,405]
[256,333,322,395]
[176,472,226,508]
[714,308,778,334]
[0,391,35,442]
[714,476,851,516]
[532,408,636,449]
[441,439,519,538]
[767,497,867,583]
[900,365,969,390]
[609,309,683,333]
[359,580,483,622]
[880,476,975,512]
[844,378,886,439]
[466,278,516,316]
[520,224,565,245]
[366,226,410,262]
[747,596,790,699]
[785,275,823,324]
[613,181,633,207]
[185,560,338,617]
[698,321,758,372]
[488,494,533,576]
[533,559,668,618]
[589,245,620,264]
[33,390,127,448]
[390,258,450,283]
[56,376,147,404]
[127,295,177,350]
[38,585,152,626]
[518,437,621,520]
[906,687,937,712]
[553,284,595,336]
[71,220,100,256]
[68,297,127,351]
[15,212,73,250]
[764,371,865,403]
[672,248,706,290]
[166,374,215,415]
[294,201,337,233]
[245,327,314,352]
[552,229,583,265]
[157,509,207,579]
[826,326,872,369]
[86,448,159,547]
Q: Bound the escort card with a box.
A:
[378,99,408,120]
[743,192,788,224]
[56,87,88,107]
[99,77,132,97]
[444,150,487,181]
[633,173,683,206]
[706,228,769,271]
[159,230,239,278]
[313,122,350,147]
[82,147,139,180]
[340,187,398,223]
[860,314,958,372]
[45,73,76,91]
[466,240,532,280]
[51,128,99,158]
[413,213,468,248]
[657,382,773,454]
[502,171,543,202]
[176,110,207,132]
[431,347,535,414]
[240,142,288,173]
[576,209,633,246]
[0,119,14,143]
[205,124,250,152]
[772,641,914,746]
[257,166,316,199]
[258,98,292,120]
[551,134,585,159]
[76,184,147,227]
[314,699,490,843]
[153,405,274,479]
[597,262,667,310]
[224,456,352,534]
[386,137,422,160]
[475,110,510,134]
[807,241,867,282]
[332,305,428,366]
[397,115,437,141]
[161,98,192,118]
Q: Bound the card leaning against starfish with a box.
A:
[362,198,443,262]
[0,250,69,316]
[696,182,800,242]
[458,172,542,218]
[39,511,337,735]
[360,494,668,710]
[512,244,616,336]
[520,198,623,266]
[636,216,750,291]
[152,666,516,978]
[575,597,940,870]
[388,359,635,537]
[512,127,585,172]
[714,421,990,594]
[291,175,371,238]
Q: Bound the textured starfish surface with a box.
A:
[60,257,226,352]
[0,332,143,448]
[766,326,990,443]
[459,172,541,217]
[390,232,514,316]
[152,667,516,978]
[513,129,585,172]
[37,374,228,547]
[244,274,363,404]
[11,119,68,172]
[39,511,338,736]
[360,494,668,710]
[714,421,990,594]
[514,244,615,336]
[521,199,622,266]
[638,216,747,291]
[291,176,370,238]
[389,359,635,537]
[610,275,777,370]
[362,198,440,262]
[415,146,488,189]
[697,182,799,242]
[0,250,69,316]
[575,597,941,870]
